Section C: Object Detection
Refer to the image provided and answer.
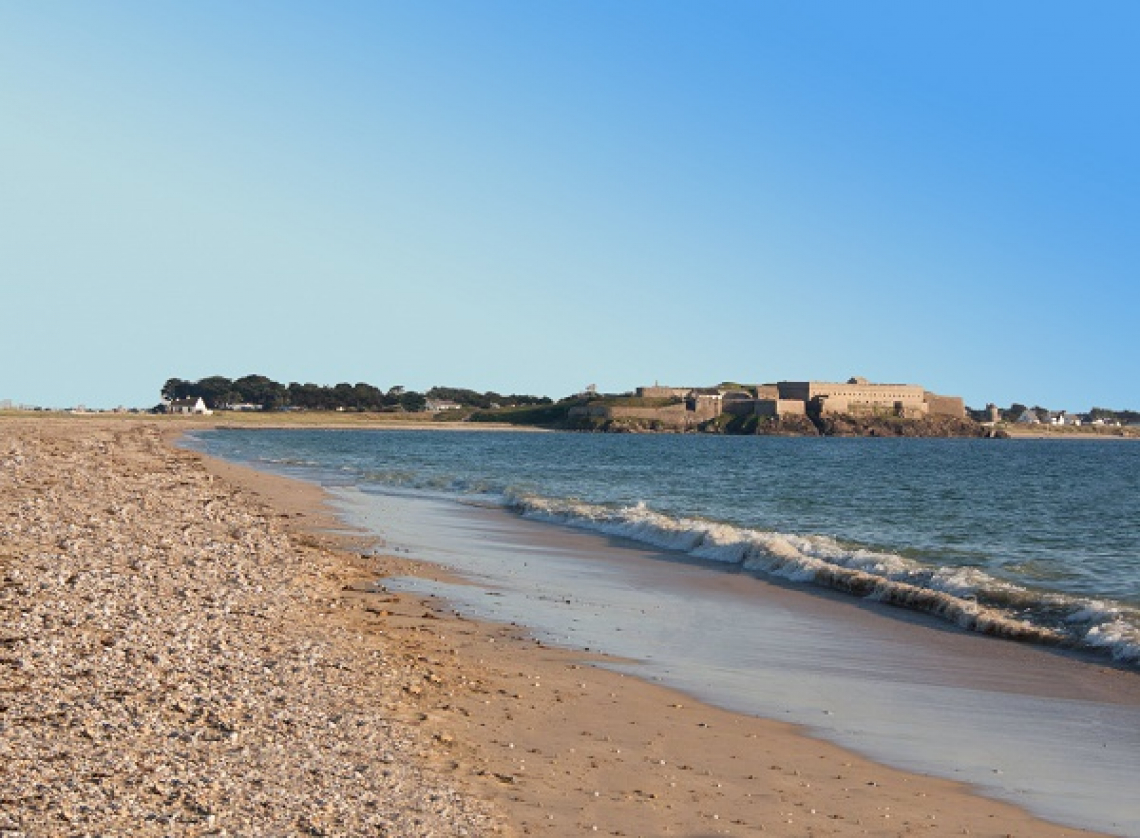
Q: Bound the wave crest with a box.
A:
[507,492,1140,666]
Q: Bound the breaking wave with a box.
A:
[506,492,1140,667]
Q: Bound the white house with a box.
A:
[1050,412,1082,427]
[169,397,213,415]
[425,399,463,412]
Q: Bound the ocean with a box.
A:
[187,428,1140,834]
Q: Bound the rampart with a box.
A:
[567,402,713,429]
[581,378,969,429]
[924,393,966,419]
[636,386,692,399]
[778,380,928,418]
[755,399,808,418]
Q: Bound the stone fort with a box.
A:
[573,377,966,426]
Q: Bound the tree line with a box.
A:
[160,375,552,413]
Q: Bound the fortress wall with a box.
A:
[756,399,807,418]
[567,405,612,419]
[570,402,716,425]
[777,382,813,401]
[687,396,723,420]
[926,394,966,418]
[826,401,929,419]
[779,381,926,408]
[609,405,693,422]
[820,385,926,407]
[636,386,692,399]
[778,381,929,417]
[723,400,758,417]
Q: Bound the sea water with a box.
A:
[187,429,1140,834]
[190,429,1140,665]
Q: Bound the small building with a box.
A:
[425,399,463,412]
[169,397,213,416]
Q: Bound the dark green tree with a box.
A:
[1002,403,1029,422]
[195,376,236,409]
[161,378,192,401]
[399,391,427,412]
[353,382,386,411]
[233,374,285,410]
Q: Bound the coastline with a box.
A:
[9,409,1136,440]
[1001,427,1140,440]
[0,417,1123,836]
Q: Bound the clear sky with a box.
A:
[2,2,1137,411]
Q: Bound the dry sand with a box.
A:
[0,417,1114,837]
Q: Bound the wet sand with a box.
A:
[1,416,1127,837]
[332,485,1140,835]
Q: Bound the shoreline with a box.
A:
[326,482,1140,833]
[1,417,1123,836]
[9,409,1138,440]
[185,422,1130,837]
[1000,427,1140,440]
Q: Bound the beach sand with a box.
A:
[0,417,1115,836]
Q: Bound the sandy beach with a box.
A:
[0,417,1120,837]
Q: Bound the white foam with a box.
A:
[1082,619,1140,663]
[506,491,1138,665]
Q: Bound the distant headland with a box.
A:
[565,378,976,437]
[148,374,1140,438]
[5,373,1136,438]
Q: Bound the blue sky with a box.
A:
[2,2,1137,410]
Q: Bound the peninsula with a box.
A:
[560,377,979,436]
[11,372,1137,439]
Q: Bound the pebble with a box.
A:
[0,421,499,836]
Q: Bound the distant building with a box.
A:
[425,399,463,412]
[765,377,965,419]
[613,376,967,426]
[1048,412,1081,427]
[169,397,213,416]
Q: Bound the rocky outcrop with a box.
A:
[701,414,821,436]
[566,411,985,438]
[812,414,988,438]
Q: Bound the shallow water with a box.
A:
[189,429,1140,664]
[337,488,1140,837]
